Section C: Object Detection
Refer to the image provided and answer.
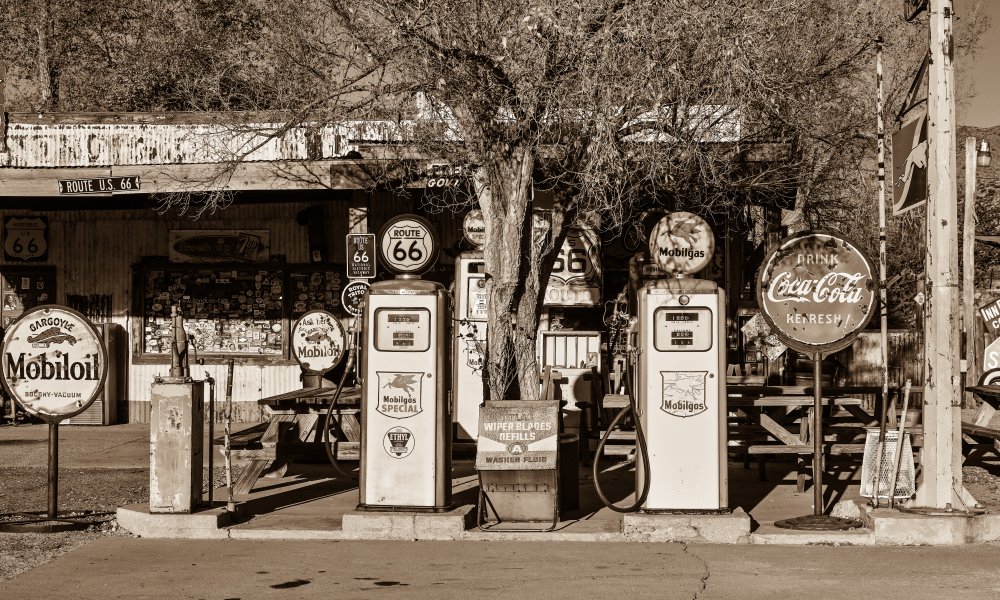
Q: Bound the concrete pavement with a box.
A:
[2,537,999,599]
[5,423,1000,544]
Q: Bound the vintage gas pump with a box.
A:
[637,212,727,511]
[452,210,488,440]
[358,214,452,511]
[149,305,205,513]
[595,211,727,512]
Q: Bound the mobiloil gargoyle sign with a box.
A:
[0,305,107,420]
[757,230,876,355]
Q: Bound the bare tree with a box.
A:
[2,0,939,399]
[148,0,929,400]
[278,0,927,401]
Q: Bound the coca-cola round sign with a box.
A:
[0,305,107,421]
[757,231,876,355]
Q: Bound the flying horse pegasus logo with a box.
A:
[383,373,419,396]
[895,140,928,188]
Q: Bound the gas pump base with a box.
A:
[149,380,205,514]
[622,507,751,544]
[355,503,455,513]
[342,505,475,540]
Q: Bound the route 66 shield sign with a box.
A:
[4,217,48,261]
[377,215,439,275]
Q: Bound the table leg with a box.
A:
[233,414,295,495]
[797,406,810,494]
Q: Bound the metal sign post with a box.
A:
[811,353,824,518]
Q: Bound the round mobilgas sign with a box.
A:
[340,280,370,318]
[291,310,346,373]
[648,212,715,275]
[757,230,876,355]
[463,210,486,248]
[378,214,439,275]
[0,305,107,421]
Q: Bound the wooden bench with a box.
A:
[962,386,1000,459]
[230,385,361,496]
[727,385,905,492]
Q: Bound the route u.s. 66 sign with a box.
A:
[378,215,439,275]
[0,306,108,421]
[757,231,876,355]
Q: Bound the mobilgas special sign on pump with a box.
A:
[636,212,728,511]
[358,214,452,511]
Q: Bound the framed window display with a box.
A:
[132,262,344,363]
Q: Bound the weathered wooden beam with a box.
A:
[0,61,6,154]
[758,413,803,446]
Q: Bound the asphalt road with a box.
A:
[2,537,999,600]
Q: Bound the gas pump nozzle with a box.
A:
[323,305,363,479]
[169,304,191,381]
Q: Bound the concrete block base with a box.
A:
[341,505,475,540]
[750,530,874,546]
[968,513,1000,543]
[622,507,751,543]
[117,504,231,539]
[871,509,1000,545]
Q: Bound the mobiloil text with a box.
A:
[5,352,101,382]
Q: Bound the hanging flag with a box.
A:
[891,108,928,215]
[891,51,930,216]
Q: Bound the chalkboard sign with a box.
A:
[135,263,345,361]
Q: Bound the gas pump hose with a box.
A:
[591,357,651,513]
[322,338,359,480]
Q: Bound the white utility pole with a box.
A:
[963,137,978,388]
[916,0,972,509]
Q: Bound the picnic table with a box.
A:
[728,384,920,492]
[231,385,360,496]
[963,385,1000,459]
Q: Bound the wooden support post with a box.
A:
[1,61,7,154]
[915,0,965,509]
[962,137,978,391]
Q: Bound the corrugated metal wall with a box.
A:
[0,200,352,422]
[0,119,409,168]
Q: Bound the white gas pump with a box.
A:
[636,276,727,510]
[594,211,728,512]
[358,214,452,511]
[452,210,488,440]
[637,212,727,511]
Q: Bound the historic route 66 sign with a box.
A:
[346,233,376,279]
[4,217,48,261]
[378,214,439,275]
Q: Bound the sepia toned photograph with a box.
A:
[2,1,1000,598]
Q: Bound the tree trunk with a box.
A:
[34,0,58,111]
[476,147,540,401]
